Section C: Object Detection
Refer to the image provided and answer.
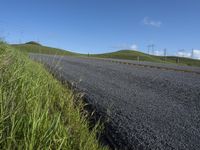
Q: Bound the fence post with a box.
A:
[176,57,180,63]
[137,56,140,61]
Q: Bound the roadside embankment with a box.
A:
[0,43,107,150]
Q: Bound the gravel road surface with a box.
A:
[30,54,200,150]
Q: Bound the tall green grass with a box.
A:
[0,43,107,150]
[12,43,78,56]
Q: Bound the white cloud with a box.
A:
[193,49,200,59]
[111,44,129,50]
[112,43,138,50]
[130,44,138,50]
[153,50,164,56]
[177,51,191,58]
[176,49,200,60]
[143,17,162,27]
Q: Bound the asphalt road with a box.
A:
[30,54,200,150]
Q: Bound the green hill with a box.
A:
[92,50,162,62]
[93,50,200,67]
[12,42,78,56]
[25,41,42,46]
[12,43,200,67]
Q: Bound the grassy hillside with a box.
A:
[93,50,200,67]
[12,42,78,56]
[92,50,162,62]
[12,42,200,67]
[0,43,107,150]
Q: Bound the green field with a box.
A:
[12,42,200,67]
[92,50,162,62]
[12,41,78,56]
[0,42,107,150]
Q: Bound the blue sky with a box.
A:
[0,0,200,58]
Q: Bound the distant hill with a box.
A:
[12,42,78,56]
[92,50,200,67]
[92,50,162,62]
[25,41,42,46]
[12,42,200,67]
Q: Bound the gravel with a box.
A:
[30,54,200,150]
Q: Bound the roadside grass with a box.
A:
[0,43,107,150]
[12,43,79,56]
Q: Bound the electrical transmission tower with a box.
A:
[147,45,150,54]
[147,45,151,54]
[147,44,155,55]
[151,44,155,55]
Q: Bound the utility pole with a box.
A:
[177,49,185,63]
[191,49,194,59]
[164,48,167,61]
[137,56,140,61]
